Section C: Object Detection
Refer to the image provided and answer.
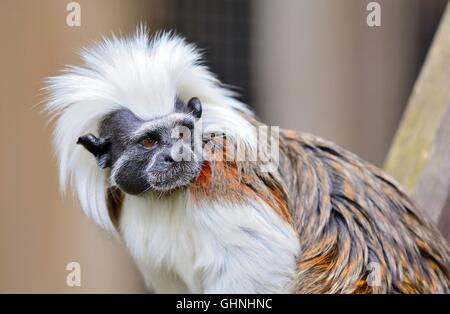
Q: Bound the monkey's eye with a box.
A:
[141,138,157,149]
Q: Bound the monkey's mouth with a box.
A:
[147,161,201,192]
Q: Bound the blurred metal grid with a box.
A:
[155,0,252,105]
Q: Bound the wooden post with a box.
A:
[384,3,450,224]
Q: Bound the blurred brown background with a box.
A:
[0,0,448,292]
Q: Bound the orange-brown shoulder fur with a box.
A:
[188,132,292,223]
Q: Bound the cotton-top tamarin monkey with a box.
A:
[46,28,450,293]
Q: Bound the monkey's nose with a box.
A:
[164,154,174,164]
[158,152,175,166]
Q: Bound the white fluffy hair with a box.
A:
[45,27,257,235]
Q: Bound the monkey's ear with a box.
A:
[77,134,111,169]
[187,97,202,119]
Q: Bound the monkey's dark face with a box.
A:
[77,98,203,195]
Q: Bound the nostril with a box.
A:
[164,155,174,163]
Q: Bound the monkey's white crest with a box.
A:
[45,27,257,235]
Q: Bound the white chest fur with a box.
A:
[119,192,300,293]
